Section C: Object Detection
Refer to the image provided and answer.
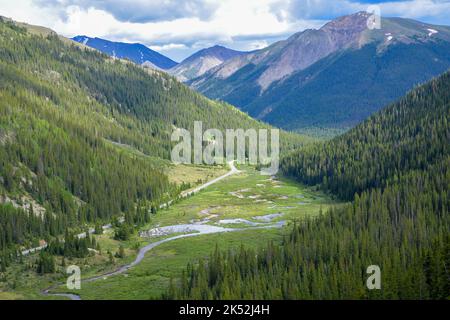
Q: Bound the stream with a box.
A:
[42,220,285,300]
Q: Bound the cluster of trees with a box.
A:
[167,72,450,299]
[0,204,63,272]
[114,203,155,240]
[36,251,55,274]
[0,205,55,251]
[46,230,99,258]
[114,224,134,241]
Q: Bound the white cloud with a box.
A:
[150,43,188,52]
[1,0,308,60]
[271,0,450,24]
[34,0,220,23]
[0,0,449,61]
[377,0,450,24]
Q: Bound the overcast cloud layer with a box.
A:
[1,0,449,61]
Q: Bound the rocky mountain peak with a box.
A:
[169,45,245,81]
[256,12,375,91]
[321,11,372,32]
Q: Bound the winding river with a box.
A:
[41,161,283,300]
[43,220,285,300]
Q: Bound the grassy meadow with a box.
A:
[0,164,339,299]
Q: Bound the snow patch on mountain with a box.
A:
[427,28,438,36]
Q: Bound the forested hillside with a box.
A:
[0,18,306,266]
[281,71,450,200]
[167,72,450,299]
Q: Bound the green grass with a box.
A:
[104,138,228,187]
[166,164,228,186]
[146,164,335,227]
[1,165,339,299]
[0,259,73,300]
[63,228,285,300]
[50,165,338,299]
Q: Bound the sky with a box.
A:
[0,0,449,62]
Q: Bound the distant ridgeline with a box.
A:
[168,71,450,299]
[71,35,178,70]
[0,18,307,264]
[191,13,450,135]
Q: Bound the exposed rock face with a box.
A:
[0,129,15,145]
[193,11,450,93]
[142,60,162,71]
[190,12,450,131]
[258,12,371,90]
[169,45,245,81]
[0,194,46,217]
[193,12,374,91]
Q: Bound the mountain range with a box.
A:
[71,35,178,70]
[72,35,245,81]
[189,12,450,134]
[173,68,450,299]
[71,13,450,135]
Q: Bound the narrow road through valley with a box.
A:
[42,161,245,300]
[181,160,240,197]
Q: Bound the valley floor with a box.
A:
[0,164,339,300]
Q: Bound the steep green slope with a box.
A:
[0,18,307,259]
[0,20,175,256]
[168,72,450,299]
[281,70,450,200]
[0,18,306,159]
